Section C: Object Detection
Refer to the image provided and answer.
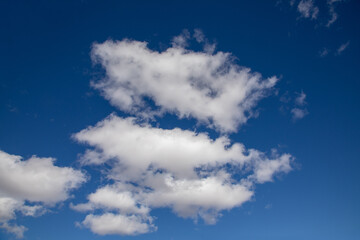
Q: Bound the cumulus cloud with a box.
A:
[91,32,278,133]
[251,152,292,183]
[75,115,249,179]
[72,115,293,234]
[297,0,319,19]
[0,150,86,238]
[82,213,155,236]
[70,32,295,236]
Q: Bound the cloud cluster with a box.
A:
[0,30,294,238]
[72,115,292,234]
[0,150,86,238]
[91,35,277,133]
[69,32,294,236]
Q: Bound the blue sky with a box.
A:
[0,0,359,239]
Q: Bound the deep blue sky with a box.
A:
[1,0,359,239]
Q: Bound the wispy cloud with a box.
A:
[291,107,308,120]
[295,91,307,106]
[282,0,345,28]
[336,41,350,55]
[326,0,343,27]
[280,90,308,121]
[297,0,319,19]
[291,91,308,121]
[319,48,329,57]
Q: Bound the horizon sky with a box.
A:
[0,1,359,240]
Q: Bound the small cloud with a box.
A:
[280,91,291,104]
[295,91,306,106]
[265,203,272,209]
[193,29,216,54]
[291,108,308,120]
[297,0,319,20]
[7,104,18,113]
[336,41,350,55]
[171,29,191,48]
[319,48,329,57]
[193,29,205,43]
[280,90,308,121]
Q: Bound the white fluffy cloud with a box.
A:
[0,150,86,238]
[75,115,248,180]
[82,213,155,236]
[91,34,278,133]
[72,115,293,234]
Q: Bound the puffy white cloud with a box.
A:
[0,151,85,203]
[75,115,248,180]
[71,184,149,215]
[297,0,319,19]
[0,150,86,238]
[250,152,292,183]
[71,184,154,235]
[82,213,155,236]
[72,115,293,234]
[143,173,253,224]
[91,34,278,133]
